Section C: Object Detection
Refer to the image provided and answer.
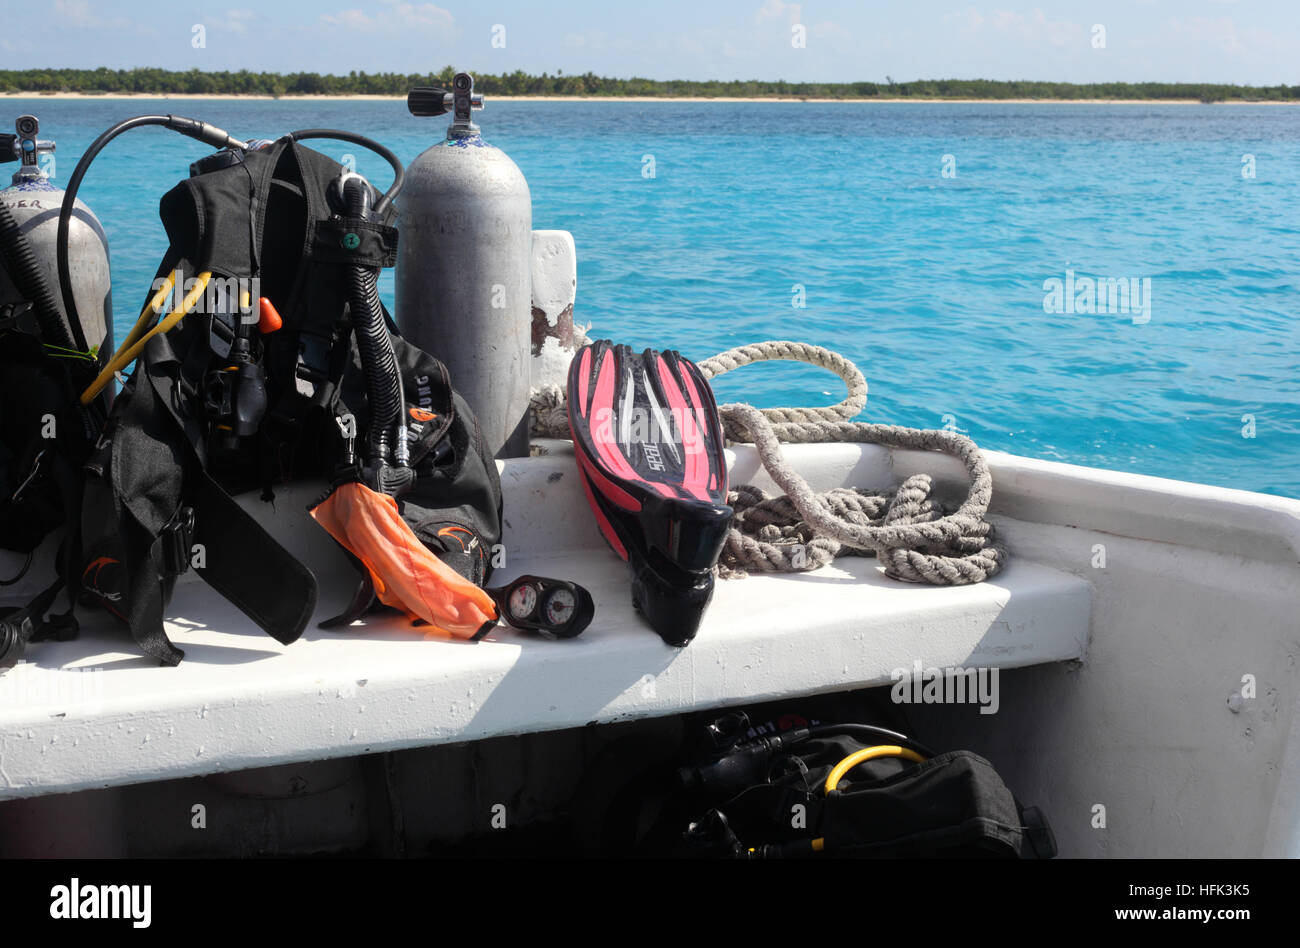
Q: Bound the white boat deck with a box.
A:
[0,440,1090,800]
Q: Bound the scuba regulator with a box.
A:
[678,710,937,800]
[674,710,1055,859]
[200,277,274,455]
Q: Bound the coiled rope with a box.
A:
[529,383,570,442]
[529,340,1005,586]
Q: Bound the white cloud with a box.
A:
[661,0,852,73]
[756,0,803,26]
[396,3,455,29]
[54,0,95,28]
[810,20,852,44]
[321,9,375,30]
[209,9,259,34]
[1168,16,1249,57]
[943,7,985,30]
[54,0,131,30]
[990,9,1022,30]
[564,30,609,50]
[321,2,455,34]
[943,6,1084,50]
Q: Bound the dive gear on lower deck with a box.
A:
[567,340,732,646]
[677,710,1057,859]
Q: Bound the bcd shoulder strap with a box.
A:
[78,143,327,664]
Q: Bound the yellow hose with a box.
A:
[118,270,176,353]
[824,745,925,794]
[81,271,210,405]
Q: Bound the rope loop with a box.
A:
[530,339,1005,586]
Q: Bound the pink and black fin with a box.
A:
[567,340,733,646]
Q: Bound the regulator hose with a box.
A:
[56,113,244,359]
[343,176,405,471]
[0,198,78,352]
[288,129,404,214]
[799,723,938,759]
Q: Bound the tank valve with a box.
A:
[407,72,484,139]
[2,115,56,178]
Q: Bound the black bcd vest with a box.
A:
[75,139,502,666]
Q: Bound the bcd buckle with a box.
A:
[159,506,196,577]
[0,300,37,335]
[294,335,332,400]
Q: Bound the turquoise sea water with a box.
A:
[6,99,1299,497]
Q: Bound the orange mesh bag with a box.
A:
[310,481,499,640]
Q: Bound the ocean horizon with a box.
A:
[8,98,1298,498]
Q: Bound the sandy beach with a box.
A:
[3,91,1296,105]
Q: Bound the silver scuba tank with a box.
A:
[396,73,532,459]
[0,114,113,357]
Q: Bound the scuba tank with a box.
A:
[396,72,533,459]
[1,114,114,666]
[0,114,112,360]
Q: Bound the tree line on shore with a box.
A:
[2,68,1296,101]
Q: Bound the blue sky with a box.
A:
[3,0,1297,83]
